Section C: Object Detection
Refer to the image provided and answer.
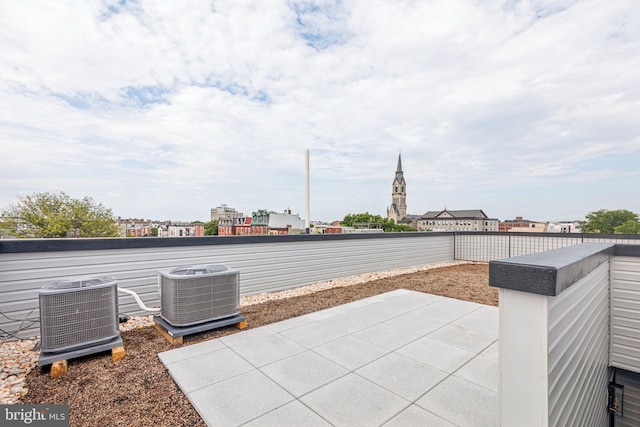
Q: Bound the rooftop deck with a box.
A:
[159,290,498,426]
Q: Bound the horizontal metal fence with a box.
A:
[0,233,453,340]
[454,232,640,262]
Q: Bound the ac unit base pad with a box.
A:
[154,314,246,345]
[38,335,124,370]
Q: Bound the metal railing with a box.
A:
[454,232,640,262]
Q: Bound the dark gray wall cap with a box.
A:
[0,231,449,253]
[614,244,640,257]
[489,243,615,296]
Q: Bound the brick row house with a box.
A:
[218,209,306,236]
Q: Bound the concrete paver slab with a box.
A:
[157,338,226,365]
[229,333,305,367]
[417,375,498,427]
[396,336,476,373]
[383,405,456,427]
[189,370,294,426]
[454,353,499,392]
[312,335,389,370]
[260,350,348,397]
[164,347,254,393]
[355,352,448,401]
[243,401,332,426]
[427,324,496,353]
[300,373,409,426]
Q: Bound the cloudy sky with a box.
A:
[1,0,639,223]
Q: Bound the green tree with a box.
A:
[204,220,219,236]
[615,220,640,234]
[0,192,119,238]
[341,212,384,227]
[580,209,640,234]
[341,213,417,232]
[385,221,418,232]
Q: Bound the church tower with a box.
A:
[387,152,407,223]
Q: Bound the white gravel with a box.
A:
[0,261,467,404]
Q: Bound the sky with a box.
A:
[1,0,639,223]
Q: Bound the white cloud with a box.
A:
[1,0,639,222]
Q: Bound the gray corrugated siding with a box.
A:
[614,368,640,427]
[611,256,640,372]
[0,235,453,339]
[547,261,610,427]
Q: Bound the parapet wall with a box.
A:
[490,243,640,427]
[0,233,453,340]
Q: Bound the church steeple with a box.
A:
[395,152,405,185]
[387,151,407,222]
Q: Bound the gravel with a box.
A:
[6,262,494,426]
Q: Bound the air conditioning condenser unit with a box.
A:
[158,264,240,327]
[39,276,120,353]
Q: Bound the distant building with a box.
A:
[386,152,420,228]
[499,216,547,233]
[211,204,244,222]
[218,217,252,236]
[547,221,582,233]
[117,218,205,237]
[219,209,305,236]
[387,153,407,224]
[398,214,421,229]
[158,222,205,237]
[353,222,383,229]
[117,218,159,237]
[251,209,306,235]
[417,209,499,232]
[311,224,343,234]
[384,153,495,232]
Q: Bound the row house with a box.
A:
[117,218,161,238]
[252,209,306,235]
[219,209,306,236]
[158,223,205,237]
[499,216,547,233]
[311,224,343,234]
[218,217,253,236]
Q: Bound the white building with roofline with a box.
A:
[417,209,499,232]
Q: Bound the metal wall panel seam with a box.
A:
[611,257,640,371]
[547,284,607,398]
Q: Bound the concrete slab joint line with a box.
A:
[160,289,498,426]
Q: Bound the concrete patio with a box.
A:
[158,289,498,426]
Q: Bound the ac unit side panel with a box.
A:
[39,285,119,352]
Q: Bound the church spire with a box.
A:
[395,151,405,184]
[388,150,407,223]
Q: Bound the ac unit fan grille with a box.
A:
[161,271,239,326]
[39,286,119,352]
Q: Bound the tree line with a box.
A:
[0,191,220,238]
